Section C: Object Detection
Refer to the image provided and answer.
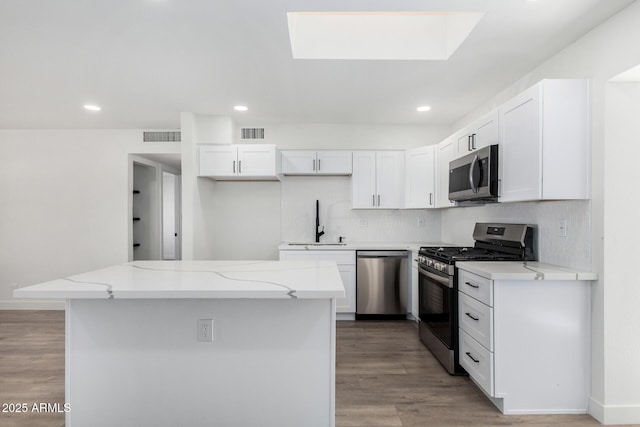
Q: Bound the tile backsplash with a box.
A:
[440,200,591,270]
[281,177,441,244]
[280,176,591,270]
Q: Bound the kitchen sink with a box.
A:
[287,242,347,246]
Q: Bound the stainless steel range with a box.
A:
[417,223,535,375]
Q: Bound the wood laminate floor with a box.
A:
[336,320,606,427]
[0,311,615,427]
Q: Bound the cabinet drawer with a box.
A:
[459,329,494,397]
[458,269,493,306]
[279,250,355,265]
[459,292,493,350]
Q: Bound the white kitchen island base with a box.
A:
[66,298,335,426]
[14,261,344,427]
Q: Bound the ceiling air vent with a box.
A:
[241,128,265,140]
[142,131,181,143]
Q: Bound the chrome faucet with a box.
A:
[315,200,325,243]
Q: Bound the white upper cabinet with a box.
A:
[405,145,436,209]
[199,144,277,180]
[454,110,499,158]
[199,145,236,176]
[317,151,352,175]
[499,79,589,202]
[280,150,352,175]
[352,151,404,209]
[435,137,457,208]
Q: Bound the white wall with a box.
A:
[273,124,447,247]
[442,201,591,270]
[182,118,449,260]
[0,130,180,309]
[257,123,450,150]
[281,177,441,244]
[443,2,640,423]
[603,82,640,414]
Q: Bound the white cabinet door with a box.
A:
[474,110,499,151]
[455,110,499,157]
[435,137,456,208]
[199,145,237,176]
[499,79,589,203]
[237,144,276,177]
[405,146,436,208]
[376,151,404,209]
[316,151,352,175]
[336,264,356,313]
[352,151,377,208]
[281,151,316,175]
[455,127,471,158]
[499,84,542,202]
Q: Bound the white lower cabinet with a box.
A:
[459,329,494,396]
[279,250,355,313]
[458,267,591,414]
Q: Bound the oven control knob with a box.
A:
[427,259,434,267]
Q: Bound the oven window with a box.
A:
[419,271,452,348]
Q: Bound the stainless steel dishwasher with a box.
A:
[356,251,409,319]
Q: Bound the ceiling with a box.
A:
[0,0,635,130]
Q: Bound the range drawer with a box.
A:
[458,269,493,306]
[459,292,493,351]
[459,329,494,397]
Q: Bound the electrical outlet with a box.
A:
[359,218,368,227]
[417,217,425,227]
[558,219,568,237]
[197,319,214,343]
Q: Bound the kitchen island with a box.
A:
[13,260,345,427]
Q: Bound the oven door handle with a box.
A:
[418,266,453,289]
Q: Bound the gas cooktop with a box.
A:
[418,246,523,262]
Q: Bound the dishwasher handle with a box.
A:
[357,251,409,258]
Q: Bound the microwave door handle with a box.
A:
[469,154,479,193]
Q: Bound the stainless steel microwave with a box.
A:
[448,144,499,203]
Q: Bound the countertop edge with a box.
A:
[456,261,598,281]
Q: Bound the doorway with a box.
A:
[129,155,181,261]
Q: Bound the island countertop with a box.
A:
[12,260,346,300]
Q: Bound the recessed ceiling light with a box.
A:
[83,104,101,112]
[417,106,432,112]
[234,105,248,112]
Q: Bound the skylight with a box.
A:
[287,11,484,60]
[610,64,640,82]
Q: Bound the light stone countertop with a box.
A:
[12,260,345,300]
[456,261,598,281]
[278,241,454,253]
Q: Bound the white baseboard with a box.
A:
[336,313,355,321]
[590,397,640,425]
[0,299,65,310]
